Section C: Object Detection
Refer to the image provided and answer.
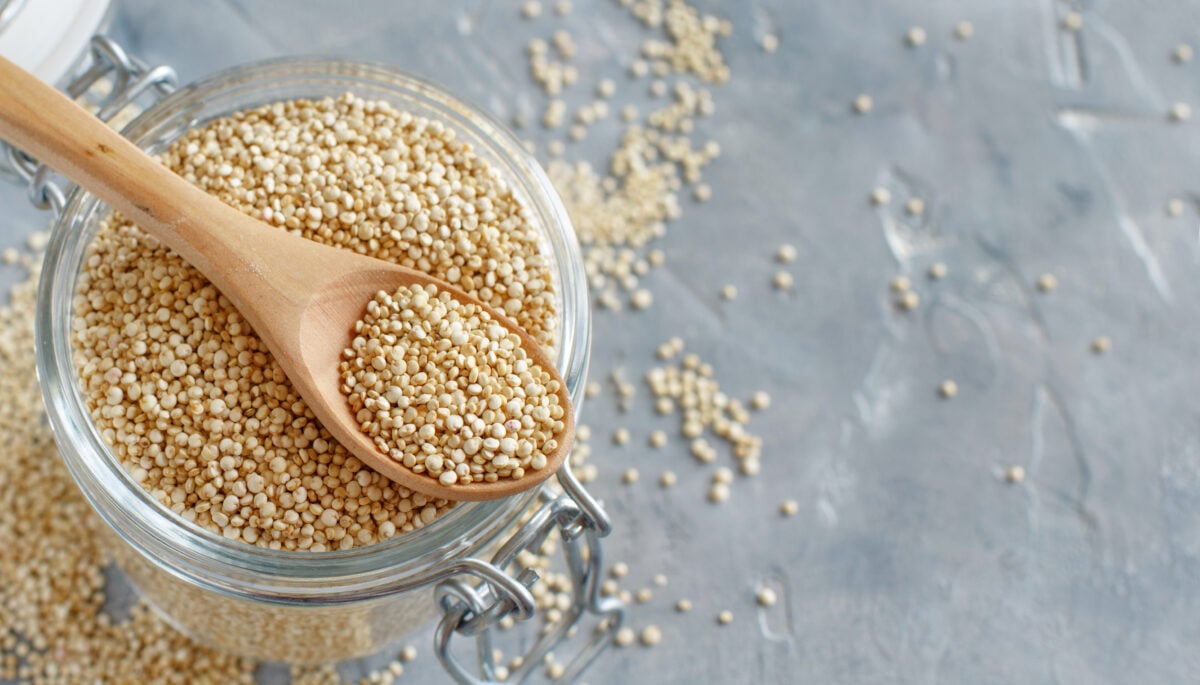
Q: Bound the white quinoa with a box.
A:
[72,94,560,550]
[1005,465,1026,484]
[756,586,778,607]
[640,625,663,646]
[938,380,959,399]
[0,256,260,681]
[896,290,920,311]
[340,284,565,486]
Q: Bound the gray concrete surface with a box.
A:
[5,0,1200,682]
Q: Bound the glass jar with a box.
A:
[32,56,615,676]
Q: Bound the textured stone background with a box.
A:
[5,0,1200,682]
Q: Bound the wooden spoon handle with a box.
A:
[0,55,262,283]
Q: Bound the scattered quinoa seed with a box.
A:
[622,468,640,484]
[552,30,575,58]
[635,588,653,603]
[938,380,959,399]
[653,573,669,587]
[870,187,892,206]
[928,262,948,280]
[1091,336,1112,354]
[26,230,50,251]
[1036,273,1058,293]
[905,197,926,216]
[401,645,418,662]
[631,289,654,309]
[1005,465,1026,484]
[676,599,693,612]
[522,0,542,18]
[640,625,663,646]
[760,33,779,53]
[611,562,630,578]
[905,26,927,46]
[780,499,800,516]
[614,428,631,445]
[693,183,713,202]
[776,243,797,262]
[717,610,734,625]
[890,275,912,293]
[1061,11,1083,31]
[954,21,974,40]
[720,284,738,300]
[852,94,874,114]
[649,431,668,448]
[708,482,731,503]
[897,290,920,311]
[1166,198,1186,217]
[756,587,778,607]
[1173,43,1194,63]
[1169,102,1192,122]
[659,471,678,487]
[772,270,794,290]
[614,627,636,647]
[750,391,771,410]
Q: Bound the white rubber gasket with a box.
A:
[0,0,111,84]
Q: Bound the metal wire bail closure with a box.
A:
[434,462,623,684]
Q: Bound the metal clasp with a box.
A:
[435,462,622,684]
[2,34,176,215]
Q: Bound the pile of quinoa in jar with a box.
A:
[70,93,559,551]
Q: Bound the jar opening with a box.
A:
[37,57,590,602]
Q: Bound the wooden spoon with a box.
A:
[0,56,574,502]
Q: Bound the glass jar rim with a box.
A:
[35,56,591,603]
